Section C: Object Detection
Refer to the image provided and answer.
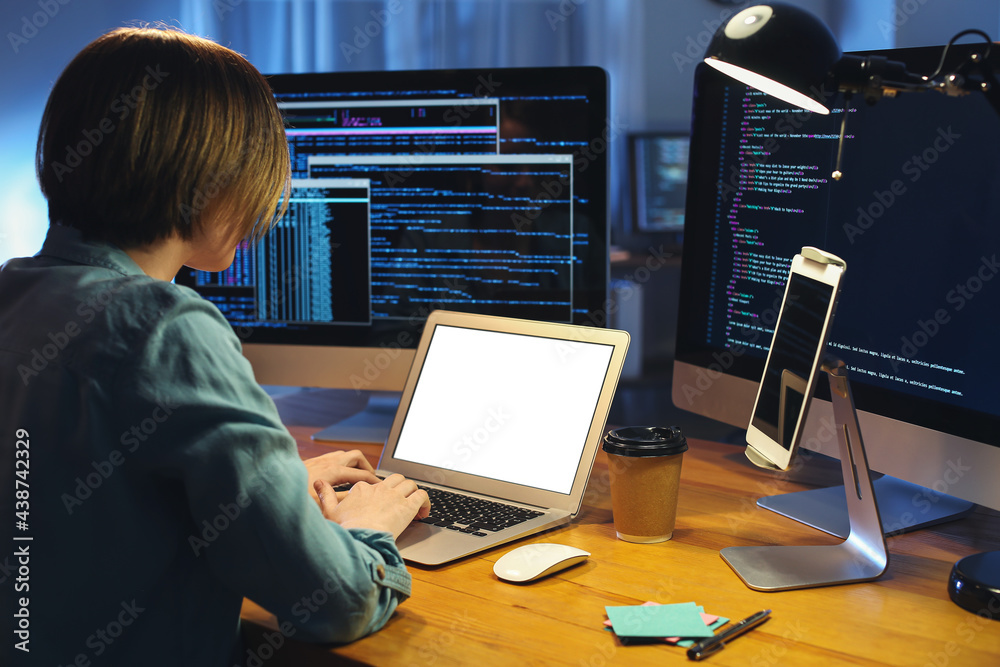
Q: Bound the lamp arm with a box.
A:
[834,54,930,104]
[934,47,1000,119]
[836,31,1000,118]
[830,92,850,181]
[829,34,1000,180]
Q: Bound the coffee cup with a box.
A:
[602,425,688,543]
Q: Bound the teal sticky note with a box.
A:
[604,602,714,639]
[675,616,730,647]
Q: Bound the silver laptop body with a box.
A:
[377,310,630,566]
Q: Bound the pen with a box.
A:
[686,609,771,661]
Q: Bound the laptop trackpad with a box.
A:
[396,522,503,566]
[396,522,437,550]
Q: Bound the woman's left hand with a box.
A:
[304,449,380,503]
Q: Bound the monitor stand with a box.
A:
[311,391,401,444]
[756,474,973,539]
[721,360,889,591]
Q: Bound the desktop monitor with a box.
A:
[672,43,1000,529]
[627,131,690,234]
[175,66,610,437]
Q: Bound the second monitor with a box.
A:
[176,66,611,404]
[673,43,1000,532]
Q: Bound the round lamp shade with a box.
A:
[703,3,841,114]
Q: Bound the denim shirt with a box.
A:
[0,225,411,666]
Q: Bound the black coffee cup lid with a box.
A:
[602,426,688,457]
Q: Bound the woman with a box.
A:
[0,26,428,665]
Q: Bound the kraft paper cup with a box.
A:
[602,426,688,543]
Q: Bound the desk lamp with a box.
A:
[702,2,1000,614]
[703,2,999,179]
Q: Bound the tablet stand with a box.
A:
[721,359,889,591]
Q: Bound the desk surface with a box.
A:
[241,390,1000,666]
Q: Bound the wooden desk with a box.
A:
[241,392,1000,665]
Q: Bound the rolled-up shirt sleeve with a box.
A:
[118,289,410,644]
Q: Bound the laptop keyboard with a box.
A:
[416,486,544,537]
[330,480,544,537]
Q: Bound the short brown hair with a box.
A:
[36,27,289,248]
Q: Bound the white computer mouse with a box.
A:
[493,543,590,583]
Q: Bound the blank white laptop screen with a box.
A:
[391,324,615,495]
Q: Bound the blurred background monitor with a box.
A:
[628,131,690,235]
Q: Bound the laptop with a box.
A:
[377,309,630,566]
